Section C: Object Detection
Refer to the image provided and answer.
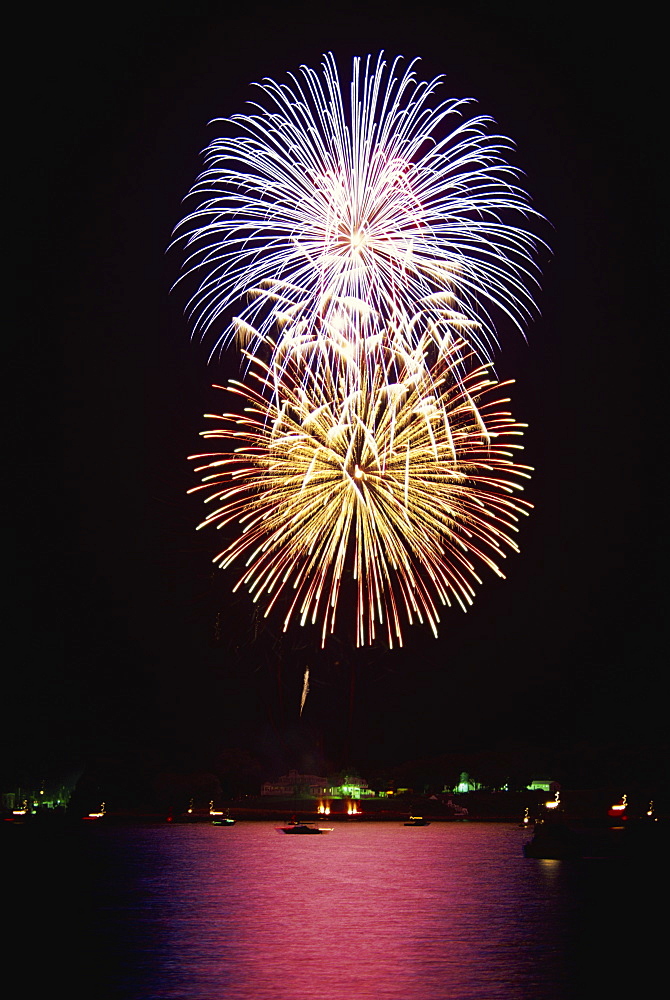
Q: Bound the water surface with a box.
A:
[15,820,655,998]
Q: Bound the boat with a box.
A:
[212,814,235,826]
[523,793,662,859]
[404,816,430,826]
[211,805,235,826]
[276,822,333,835]
[83,802,106,821]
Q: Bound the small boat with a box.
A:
[84,802,106,821]
[404,816,430,826]
[5,800,31,823]
[276,822,333,835]
[211,806,235,826]
[523,808,662,859]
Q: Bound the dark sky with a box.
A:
[9,4,664,789]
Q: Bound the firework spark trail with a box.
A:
[300,668,310,715]
[188,338,532,647]
[172,51,545,368]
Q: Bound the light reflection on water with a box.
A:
[78,821,645,999]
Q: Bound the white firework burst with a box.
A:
[173,51,546,366]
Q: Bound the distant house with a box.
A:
[261,769,373,799]
[261,770,329,797]
[453,771,483,794]
[526,779,560,793]
[332,774,373,799]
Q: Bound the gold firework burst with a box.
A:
[189,338,531,647]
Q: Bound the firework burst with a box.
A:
[173,52,545,366]
[189,338,532,647]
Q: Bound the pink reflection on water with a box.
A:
[228,829,421,997]
[142,821,559,1000]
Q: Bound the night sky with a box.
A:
[9,5,664,795]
